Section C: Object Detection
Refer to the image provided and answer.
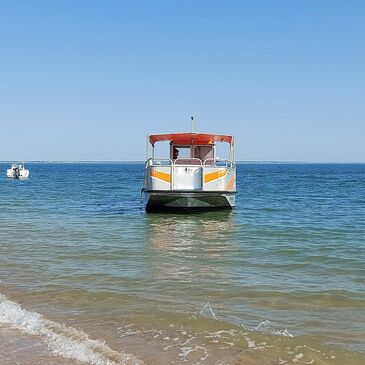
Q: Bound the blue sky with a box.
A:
[0,0,364,162]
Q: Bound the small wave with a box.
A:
[0,293,144,365]
[95,200,143,217]
[255,320,293,337]
[199,302,217,320]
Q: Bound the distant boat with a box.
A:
[7,163,30,179]
[142,132,236,211]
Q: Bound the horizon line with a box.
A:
[0,160,364,164]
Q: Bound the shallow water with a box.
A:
[0,163,364,365]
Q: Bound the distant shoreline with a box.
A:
[0,161,364,164]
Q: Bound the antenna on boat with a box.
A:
[191,115,197,133]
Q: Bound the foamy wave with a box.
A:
[0,293,144,365]
[255,320,293,337]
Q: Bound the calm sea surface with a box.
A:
[0,163,364,365]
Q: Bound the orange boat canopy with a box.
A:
[149,133,233,146]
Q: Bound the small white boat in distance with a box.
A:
[142,132,236,212]
[7,163,30,179]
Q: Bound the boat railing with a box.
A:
[203,158,235,169]
[145,157,172,167]
[145,157,235,191]
[202,158,236,191]
[146,157,234,168]
[173,158,203,166]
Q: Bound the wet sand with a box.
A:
[0,322,361,365]
[0,324,78,365]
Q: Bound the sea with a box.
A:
[0,162,364,365]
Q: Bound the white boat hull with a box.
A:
[142,190,236,212]
[6,168,29,179]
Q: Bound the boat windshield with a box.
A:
[171,144,215,163]
[172,146,190,160]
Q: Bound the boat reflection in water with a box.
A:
[145,210,239,283]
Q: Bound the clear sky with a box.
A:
[0,0,364,162]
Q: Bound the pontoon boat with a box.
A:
[142,133,236,211]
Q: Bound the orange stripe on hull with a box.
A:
[226,175,235,191]
[204,169,227,183]
[150,170,171,183]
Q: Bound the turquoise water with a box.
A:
[0,163,364,365]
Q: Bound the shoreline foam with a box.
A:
[0,294,144,365]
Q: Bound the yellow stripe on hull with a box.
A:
[204,169,228,183]
[226,175,235,191]
[150,170,171,183]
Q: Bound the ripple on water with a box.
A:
[0,163,364,364]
